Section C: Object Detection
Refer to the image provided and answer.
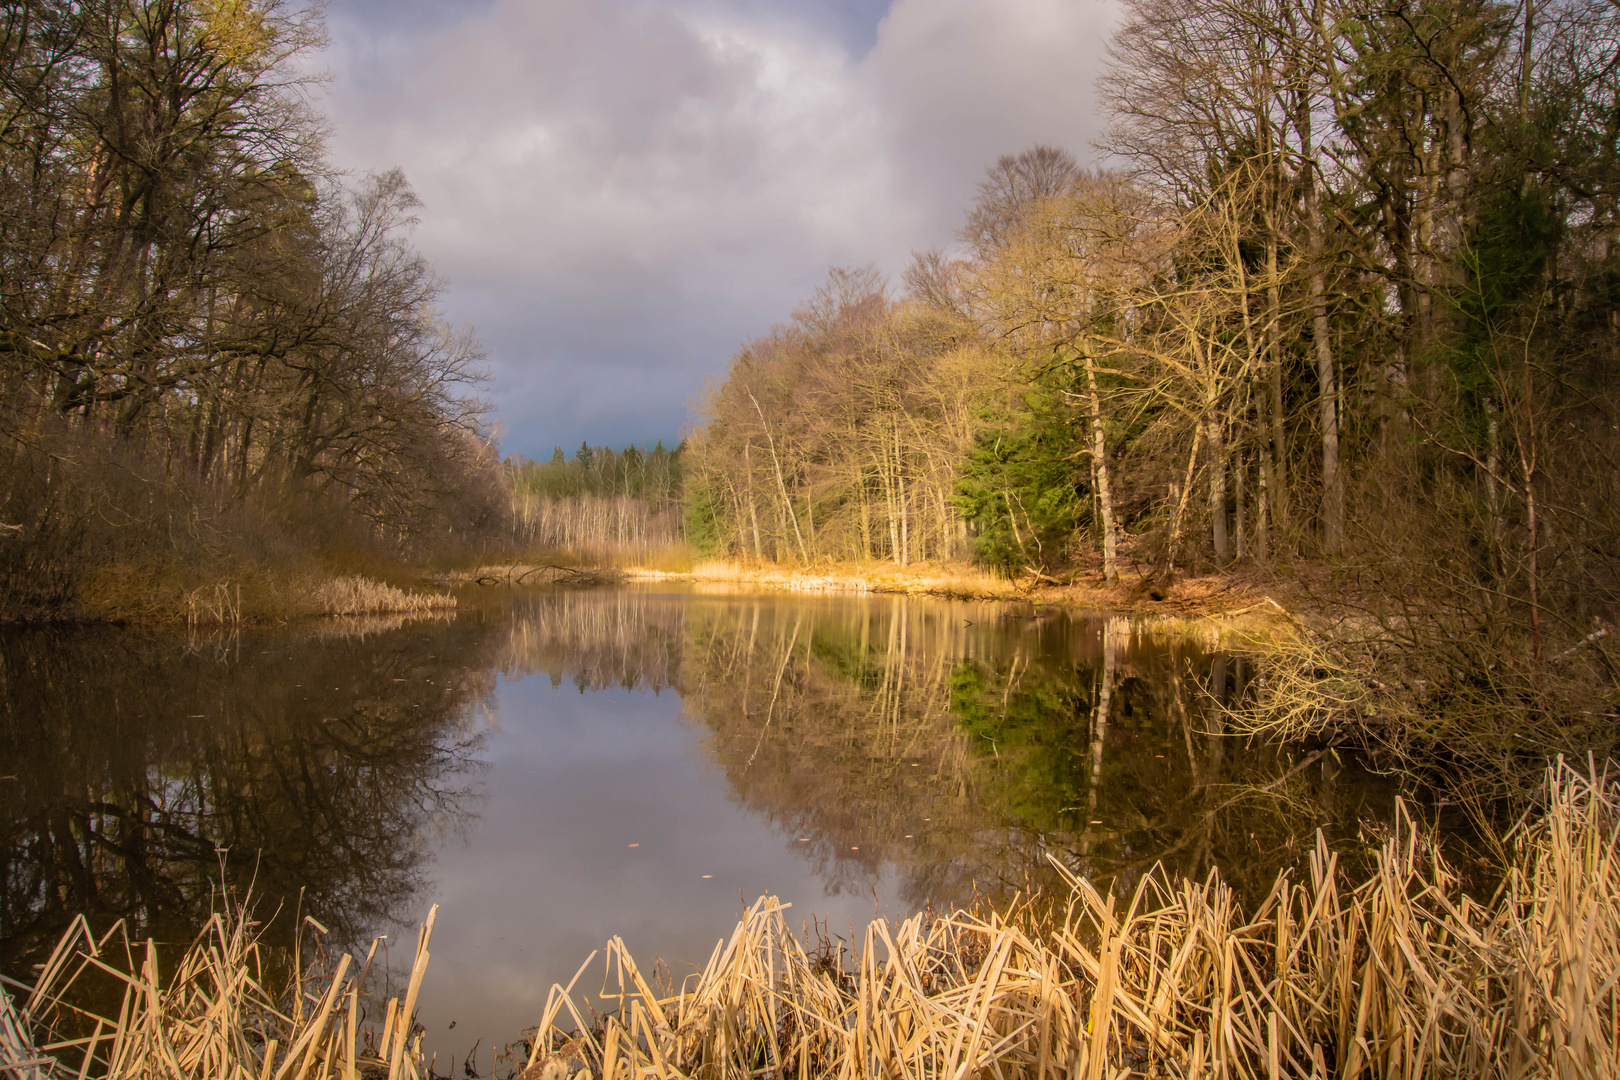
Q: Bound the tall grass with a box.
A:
[2,900,441,1080]
[309,576,457,617]
[679,559,1019,599]
[525,760,1617,1080]
[68,567,457,624]
[4,763,1615,1078]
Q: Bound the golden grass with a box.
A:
[522,760,1617,1080]
[5,763,1616,1079]
[3,899,441,1080]
[73,563,455,624]
[307,575,456,617]
[659,559,1020,600]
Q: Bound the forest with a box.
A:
[680,0,1620,793]
[0,0,504,620]
[505,442,685,565]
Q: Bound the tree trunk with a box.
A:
[744,444,763,561]
[1266,236,1289,537]
[750,393,808,562]
[1301,113,1343,555]
[1208,417,1229,566]
[859,471,872,560]
[1082,347,1119,583]
[1234,448,1247,560]
[1257,441,1272,563]
[1166,421,1202,574]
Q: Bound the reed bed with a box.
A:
[2,900,442,1080]
[311,575,457,616]
[522,761,1615,1080]
[3,763,1616,1079]
[677,560,1032,599]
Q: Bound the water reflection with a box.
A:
[0,617,496,970]
[600,594,1392,910]
[477,588,1395,916]
[1,587,1398,1058]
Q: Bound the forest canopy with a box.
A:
[687,0,1620,611]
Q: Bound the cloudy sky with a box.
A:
[318,0,1120,459]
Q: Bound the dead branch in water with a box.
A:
[467,564,624,587]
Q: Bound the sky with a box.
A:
[317,0,1121,460]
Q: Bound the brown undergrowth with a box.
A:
[4,763,1615,1079]
[61,567,457,625]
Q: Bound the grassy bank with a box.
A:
[53,566,459,626]
[460,549,1285,624]
[6,763,1614,1079]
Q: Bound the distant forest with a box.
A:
[506,443,683,563]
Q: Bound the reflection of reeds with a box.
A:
[303,611,457,639]
[508,762,1615,1079]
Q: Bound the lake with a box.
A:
[0,584,1400,1070]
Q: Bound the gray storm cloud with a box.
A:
[320,0,1119,457]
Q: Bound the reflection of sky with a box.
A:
[403,671,907,1064]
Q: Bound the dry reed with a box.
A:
[2,899,441,1080]
[519,760,1615,1080]
[311,576,457,617]
[4,763,1615,1079]
[673,560,1025,599]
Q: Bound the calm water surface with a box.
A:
[0,585,1400,1064]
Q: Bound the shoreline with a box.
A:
[0,568,459,627]
[15,554,1308,640]
[448,556,1303,642]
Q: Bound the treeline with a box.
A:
[681,0,1620,772]
[684,267,982,567]
[506,443,684,562]
[0,0,504,618]
[686,0,1620,630]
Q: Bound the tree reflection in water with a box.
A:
[0,615,496,973]
[499,589,1397,914]
[1,588,1397,1004]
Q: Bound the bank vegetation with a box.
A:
[0,1,504,622]
[674,0,1620,796]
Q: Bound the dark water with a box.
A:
[0,586,1402,1063]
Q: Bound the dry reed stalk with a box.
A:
[514,760,1616,1080]
[312,576,457,617]
[3,898,439,1080]
[5,764,1615,1079]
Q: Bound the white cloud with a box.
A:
[319,0,1120,455]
